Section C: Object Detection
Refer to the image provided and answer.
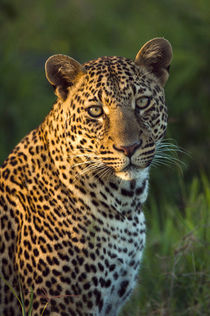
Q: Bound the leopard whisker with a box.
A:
[70,160,99,169]
[104,168,114,181]
[77,161,105,178]
[72,163,100,183]
[152,139,187,172]
[70,153,98,157]
[156,138,187,155]
[94,165,113,181]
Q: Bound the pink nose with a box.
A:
[114,142,141,157]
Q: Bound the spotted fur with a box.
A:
[0,38,172,316]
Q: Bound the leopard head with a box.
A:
[45,38,172,181]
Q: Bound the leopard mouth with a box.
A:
[122,164,139,172]
[115,164,142,181]
[102,156,152,178]
[122,158,151,171]
[113,158,152,180]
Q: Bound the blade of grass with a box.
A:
[28,287,34,316]
[41,301,49,316]
[0,272,24,314]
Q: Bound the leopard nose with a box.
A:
[113,141,142,158]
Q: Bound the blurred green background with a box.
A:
[0,0,209,315]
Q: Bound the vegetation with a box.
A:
[0,273,35,316]
[120,174,210,315]
[0,0,209,315]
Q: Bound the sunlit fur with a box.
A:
[0,38,174,316]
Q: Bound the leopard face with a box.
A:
[45,38,171,183]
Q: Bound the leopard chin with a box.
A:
[115,165,149,181]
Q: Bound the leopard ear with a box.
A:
[45,54,86,100]
[135,38,173,86]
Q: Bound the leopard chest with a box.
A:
[93,212,146,315]
[18,175,147,315]
[60,186,147,315]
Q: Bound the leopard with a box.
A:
[0,38,172,316]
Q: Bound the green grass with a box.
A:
[120,174,210,316]
[0,273,48,316]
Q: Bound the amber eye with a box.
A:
[136,96,151,109]
[87,106,104,118]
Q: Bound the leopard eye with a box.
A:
[87,106,104,118]
[136,96,151,110]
